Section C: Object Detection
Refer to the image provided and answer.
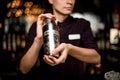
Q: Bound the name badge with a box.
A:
[68,34,80,40]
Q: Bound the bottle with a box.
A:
[43,19,60,57]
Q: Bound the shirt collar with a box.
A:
[57,15,74,27]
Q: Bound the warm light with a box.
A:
[11,1,16,8]
[15,9,23,17]
[7,3,11,8]
[0,23,2,29]
[14,0,22,8]
[24,8,30,15]
[6,0,45,17]
[7,11,12,17]
[24,2,33,8]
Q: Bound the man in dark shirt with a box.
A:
[19,0,101,80]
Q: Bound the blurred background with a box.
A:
[0,0,120,80]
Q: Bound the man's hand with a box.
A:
[43,43,70,66]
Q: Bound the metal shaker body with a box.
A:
[43,19,60,56]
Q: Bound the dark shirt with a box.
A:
[20,16,99,80]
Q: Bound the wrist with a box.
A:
[34,36,43,44]
[67,44,72,54]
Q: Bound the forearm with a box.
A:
[20,37,43,74]
[68,44,101,65]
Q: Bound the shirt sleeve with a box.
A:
[21,22,37,57]
[81,19,100,53]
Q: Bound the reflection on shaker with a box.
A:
[43,19,60,57]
